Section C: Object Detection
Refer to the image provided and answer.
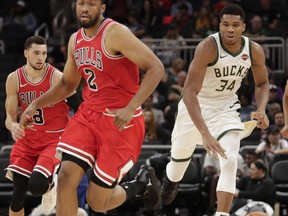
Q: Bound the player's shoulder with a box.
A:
[250,40,265,59]
[197,36,216,51]
[6,70,18,81]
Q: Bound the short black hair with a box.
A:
[219,3,245,21]
[24,36,47,50]
[252,159,268,175]
[266,125,280,135]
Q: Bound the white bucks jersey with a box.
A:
[197,32,252,109]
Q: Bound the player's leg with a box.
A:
[28,171,51,195]
[87,114,160,212]
[216,131,241,215]
[9,172,29,216]
[34,134,61,214]
[57,154,87,216]
[161,120,198,204]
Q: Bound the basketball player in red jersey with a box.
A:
[20,0,165,215]
[5,36,81,216]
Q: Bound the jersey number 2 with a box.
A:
[85,68,98,91]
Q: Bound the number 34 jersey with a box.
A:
[197,32,252,109]
[17,63,70,132]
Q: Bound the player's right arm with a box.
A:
[182,37,227,159]
[20,33,82,128]
[5,71,25,140]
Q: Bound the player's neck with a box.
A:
[24,64,46,82]
[83,17,105,38]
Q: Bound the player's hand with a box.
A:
[281,125,288,138]
[105,107,134,131]
[10,122,25,141]
[20,103,36,129]
[250,111,269,129]
[202,134,227,159]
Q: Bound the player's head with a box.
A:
[219,4,246,45]
[76,0,106,29]
[24,36,47,71]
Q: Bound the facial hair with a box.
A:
[79,14,100,29]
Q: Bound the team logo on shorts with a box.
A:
[241,53,249,61]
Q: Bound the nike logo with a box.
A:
[19,83,28,87]
[220,55,228,58]
[229,101,240,108]
[77,39,83,44]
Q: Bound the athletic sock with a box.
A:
[120,180,146,200]
[215,212,229,216]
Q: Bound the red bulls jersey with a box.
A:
[73,18,140,112]
[17,63,70,131]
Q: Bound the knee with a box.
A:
[86,190,109,212]
[57,163,84,191]
[221,155,238,173]
[28,172,50,195]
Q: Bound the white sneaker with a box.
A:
[41,173,58,214]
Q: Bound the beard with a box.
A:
[29,62,44,71]
[78,15,99,29]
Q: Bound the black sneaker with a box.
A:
[161,175,178,205]
[136,165,161,209]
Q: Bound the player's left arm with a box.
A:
[105,23,165,111]
[104,23,165,129]
[250,41,270,129]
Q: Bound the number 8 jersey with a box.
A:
[197,32,252,109]
[17,63,70,132]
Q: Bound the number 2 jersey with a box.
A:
[17,63,70,132]
[197,32,252,109]
[73,18,140,112]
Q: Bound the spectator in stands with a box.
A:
[214,0,229,13]
[244,15,270,38]
[255,125,288,168]
[155,57,185,110]
[192,6,211,38]
[268,84,283,107]
[239,93,256,122]
[48,43,67,71]
[105,0,129,23]
[139,0,164,34]
[205,14,220,37]
[142,94,165,128]
[267,102,282,124]
[257,0,281,31]
[171,4,195,38]
[231,160,276,215]
[4,0,37,34]
[170,0,193,16]
[167,70,187,103]
[159,101,178,144]
[126,11,146,38]
[143,110,158,143]
[241,151,258,177]
[158,23,186,66]
[273,111,284,131]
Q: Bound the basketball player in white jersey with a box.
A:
[161,4,269,216]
